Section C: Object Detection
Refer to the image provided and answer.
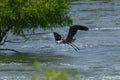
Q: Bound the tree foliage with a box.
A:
[0,0,72,45]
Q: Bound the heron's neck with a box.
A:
[65,38,76,43]
[56,38,65,44]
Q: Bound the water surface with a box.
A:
[1,0,120,80]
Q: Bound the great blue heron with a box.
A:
[53,25,89,52]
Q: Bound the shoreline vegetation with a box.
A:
[32,61,81,80]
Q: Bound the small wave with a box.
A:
[91,27,120,31]
[70,1,109,5]
[57,63,89,71]
[80,44,94,48]
[83,75,120,80]
[0,75,28,80]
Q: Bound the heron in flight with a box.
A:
[53,25,89,52]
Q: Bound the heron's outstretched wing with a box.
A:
[53,32,62,41]
[66,25,88,42]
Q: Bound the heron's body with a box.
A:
[53,25,89,51]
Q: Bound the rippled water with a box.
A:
[1,0,120,80]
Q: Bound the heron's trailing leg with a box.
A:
[71,43,80,51]
[68,43,80,52]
